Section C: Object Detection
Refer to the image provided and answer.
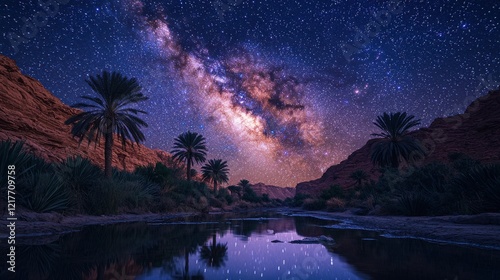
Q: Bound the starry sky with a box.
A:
[1,0,499,187]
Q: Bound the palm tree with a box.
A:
[201,159,229,193]
[65,71,148,178]
[350,170,369,187]
[171,131,207,181]
[199,233,228,268]
[237,179,251,189]
[370,112,425,169]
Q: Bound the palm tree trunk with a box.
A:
[104,132,113,178]
[187,159,191,181]
[214,181,217,194]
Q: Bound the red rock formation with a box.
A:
[0,54,172,171]
[250,182,295,200]
[296,89,500,196]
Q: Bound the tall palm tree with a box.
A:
[171,131,207,181]
[370,112,425,169]
[350,170,369,187]
[65,71,148,178]
[201,159,229,193]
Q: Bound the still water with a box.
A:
[2,212,500,280]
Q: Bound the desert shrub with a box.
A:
[261,193,270,202]
[135,162,182,188]
[85,180,122,215]
[376,167,403,193]
[320,184,344,200]
[386,192,432,216]
[120,180,159,209]
[55,156,102,212]
[18,171,69,213]
[175,180,210,199]
[449,153,481,174]
[291,193,310,207]
[217,188,233,205]
[227,185,242,198]
[0,140,50,185]
[326,197,345,212]
[398,162,452,193]
[242,186,261,203]
[209,197,224,208]
[196,196,209,212]
[157,197,177,212]
[302,198,326,211]
[452,164,500,213]
[355,180,377,199]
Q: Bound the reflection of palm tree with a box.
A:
[165,246,204,280]
[199,234,228,268]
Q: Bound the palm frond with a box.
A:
[370,112,424,168]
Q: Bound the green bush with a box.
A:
[55,156,102,212]
[134,162,182,188]
[320,184,345,200]
[19,171,69,213]
[452,164,500,213]
[85,179,122,215]
[449,153,481,174]
[217,188,233,205]
[302,198,326,211]
[1,140,47,185]
[175,180,210,199]
[242,186,261,203]
[387,192,432,216]
[291,193,310,207]
[227,185,242,198]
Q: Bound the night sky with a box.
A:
[1,0,499,187]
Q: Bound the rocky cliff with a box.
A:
[296,89,500,196]
[0,54,171,170]
[251,182,295,200]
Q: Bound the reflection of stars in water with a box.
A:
[191,231,339,278]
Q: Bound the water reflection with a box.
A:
[199,234,228,268]
[1,213,499,280]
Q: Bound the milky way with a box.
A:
[117,0,333,185]
[1,0,499,186]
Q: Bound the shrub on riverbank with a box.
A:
[0,140,283,216]
[369,154,500,216]
[289,153,500,216]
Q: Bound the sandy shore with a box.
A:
[1,209,500,249]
